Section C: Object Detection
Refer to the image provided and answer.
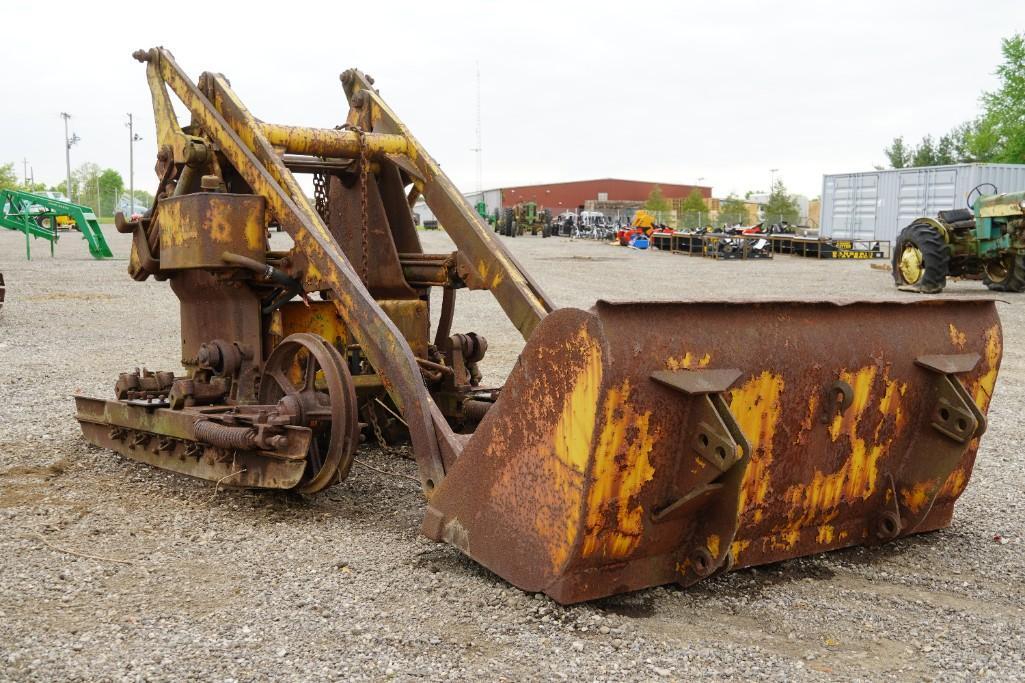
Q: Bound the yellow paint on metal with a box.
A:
[775,367,907,548]
[279,301,349,349]
[706,534,721,557]
[948,324,967,350]
[581,381,656,560]
[900,481,932,514]
[729,539,751,562]
[664,352,712,371]
[475,259,503,289]
[969,324,1002,410]
[259,124,409,158]
[816,525,835,544]
[938,468,968,499]
[898,244,924,284]
[543,329,604,571]
[731,371,786,517]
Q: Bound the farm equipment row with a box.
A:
[497,201,553,237]
[76,47,1003,604]
[0,189,113,260]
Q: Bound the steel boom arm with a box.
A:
[137,47,451,489]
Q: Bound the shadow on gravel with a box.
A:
[594,593,658,618]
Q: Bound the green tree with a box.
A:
[976,33,1025,163]
[884,137,912,168]
[718,194,748,226]
[884,32,1025,167]
[72,164,124,216]
[644,185,671,213]
[73,162,100,209]
[677,188,707,229]
[911,135,942,167]
[98,168,125,216]
[131,189,154,206]
[762,179,800,226]
[0,162,19,191]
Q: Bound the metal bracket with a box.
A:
[874,353,988,539]
[915,353,986,443]
[649,368,752,584]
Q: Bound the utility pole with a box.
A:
[22,158,28,187]
[126,113,141,214]
[471,61,483,196]
[769,168,779,192]
[61,112,80,202]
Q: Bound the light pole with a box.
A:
[22,158,28,187]
[769,168,779,192]
[126,113,142,214]
[61,112,80,202]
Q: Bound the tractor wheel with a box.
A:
[983,254,1025,292]
[502,208,515,237]
[893,222,949,293]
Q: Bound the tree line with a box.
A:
[0,161,153,216]
[645,181,801,229]
[884,33,1024,168]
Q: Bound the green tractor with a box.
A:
[498,201,553,238]
[474,201,500,231]
[894,184,1025,293]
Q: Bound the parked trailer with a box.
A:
[821,164,1025,243]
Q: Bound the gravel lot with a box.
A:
[1,227,1023,681]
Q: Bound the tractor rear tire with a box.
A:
[983,254,1025,292]
[893,222,949,293]
[502,208,514,237]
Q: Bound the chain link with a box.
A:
[312,171,328,222]
[357,128,370,287]
[337,123,371,286]
[366,402,389,450]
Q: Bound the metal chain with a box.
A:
[338,123,370,286]
[366,403,389,450]
[312,172,328,222]
[358,129,370,287]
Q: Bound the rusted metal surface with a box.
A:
[339,69,556,339]
[75,396,312,489]
[156,193,267,270]
[424,299,1002,603]
[75,49,1008,606]
[258,333,358,492]
[259,123,409,158]
[125,49,451,487]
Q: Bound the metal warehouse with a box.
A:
[414,178,710,224]
[821,163,1025,242]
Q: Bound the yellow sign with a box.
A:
[830,250,879,260]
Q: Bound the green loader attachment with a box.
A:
[0,189,113,259]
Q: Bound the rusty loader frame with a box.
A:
[76,48,1004,604]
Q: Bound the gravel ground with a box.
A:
[1,228,1023,681]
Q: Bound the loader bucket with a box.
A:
[423,299,1002,604]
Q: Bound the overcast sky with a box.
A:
[2,1,1021,200]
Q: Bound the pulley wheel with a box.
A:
[259,333,358,493]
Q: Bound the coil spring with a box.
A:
[462,400,492,423]
[194,420,258,450]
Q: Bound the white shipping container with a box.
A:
[821,164,1025,243]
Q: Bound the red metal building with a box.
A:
[499,178,710,212]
